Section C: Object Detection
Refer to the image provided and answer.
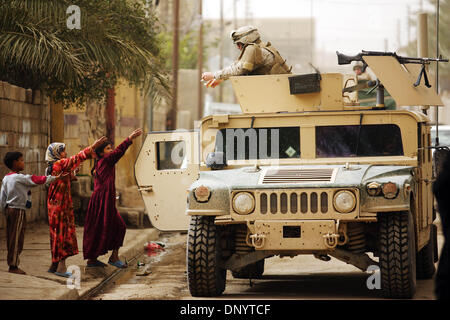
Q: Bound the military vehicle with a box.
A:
[135,51,448,299]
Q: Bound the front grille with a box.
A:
[261,168,336,184]
[231,188,359,221]
[260,190,330,215]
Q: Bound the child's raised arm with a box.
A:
[56,137,108,173]
[105,129,142,165]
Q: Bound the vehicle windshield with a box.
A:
[316,124,404,157]
[215,127,300,161]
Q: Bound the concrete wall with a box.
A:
[0,81,50,229]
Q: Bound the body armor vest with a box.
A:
[238,42,292,76]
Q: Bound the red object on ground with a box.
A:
[144,242,165,257]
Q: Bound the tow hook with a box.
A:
[323,233,339,249]
[250,234,266,249]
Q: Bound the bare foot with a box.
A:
[109,250,120,263]
[56,260,67,273]
[9,267,26,275]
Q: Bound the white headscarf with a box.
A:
[45,142,66,175]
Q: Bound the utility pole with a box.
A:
[105,88,115,144]
[407,5,411,44]
[418,13,428,59]
[197,0,203,119]
[233,0,238,29]
[219,0,224,102]
[171,0,180,130]
[244,0,251,24]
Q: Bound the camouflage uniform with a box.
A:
[214,26,291,80]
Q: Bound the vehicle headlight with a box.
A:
[194,185,211,202]
[382,182,398,199]
[333,190,356,213]
[232,192,255,215]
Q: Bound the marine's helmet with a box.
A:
[230,25,260,45]
[352,61,364,71]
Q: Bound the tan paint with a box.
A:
[136,67,437,257]
[362,56,443,106]
[248,220,337,251]
[231,73,344,113]
[230,188,359,222]
[135,131,199,231]
[200,110,421,165]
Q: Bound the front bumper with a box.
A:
[248,219,340,251]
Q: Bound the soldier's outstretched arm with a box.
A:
[213,60,248,80]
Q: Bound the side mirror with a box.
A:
[206,152,227,170]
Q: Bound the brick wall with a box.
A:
[0,81,50,229]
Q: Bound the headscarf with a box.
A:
[45,142,66,175]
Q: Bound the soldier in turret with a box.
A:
[202,25,291,87]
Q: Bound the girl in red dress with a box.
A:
[46,137,107,278]
[83,129,142,268]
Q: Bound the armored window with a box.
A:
[316,124,403,158]
[215,127,300,161]
[156,141,186,170]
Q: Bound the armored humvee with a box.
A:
[135,51,447,299]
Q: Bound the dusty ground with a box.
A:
[0,222,159,299]
[93,231,442,300]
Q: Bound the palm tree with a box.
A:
[0,0,168,106]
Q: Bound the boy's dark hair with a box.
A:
[3,151,23,170]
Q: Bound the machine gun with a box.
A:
[336,50,449,88]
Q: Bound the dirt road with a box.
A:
[92,232,439,300]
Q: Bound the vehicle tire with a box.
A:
[416,224,437,279]
[232,259,265,279]
[187,216,226,297]
[378,211,417,299]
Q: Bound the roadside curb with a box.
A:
[77,228,160,299]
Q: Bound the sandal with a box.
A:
[54,271,72,278]
[108,260,127,269]
[86,260,107,268]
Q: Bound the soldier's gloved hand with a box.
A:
[201,72,214,82]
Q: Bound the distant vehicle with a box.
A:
[431,125,450,147]
[136,51,447,299]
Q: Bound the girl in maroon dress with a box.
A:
[46,136,107,278]
[83,129,142,268]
